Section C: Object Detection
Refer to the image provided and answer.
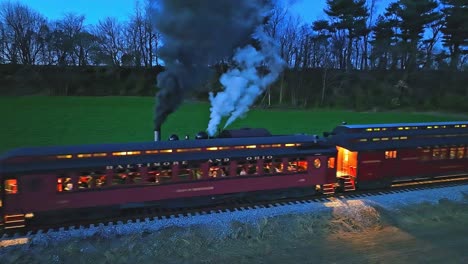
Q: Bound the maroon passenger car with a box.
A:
[0,130,336,229]
[328,121,468,189]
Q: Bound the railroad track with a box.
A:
[1,176,468,244]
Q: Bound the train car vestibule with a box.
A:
[336,146,358,177]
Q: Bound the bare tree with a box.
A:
[264,4,288,40]
[123,0,161,67]
[0,1,48,64]
[0,20,6,63]
[50,13,86,65]
[276,14,301,104]
[93,17,124,66]
[421,18,443,69]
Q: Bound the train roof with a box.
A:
[0,133,329,163]
[0,134,335,174]
[1,144,334,174]
[329,121,468,151]
[333,121,468,133]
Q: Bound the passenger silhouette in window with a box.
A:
[240,168,247,175]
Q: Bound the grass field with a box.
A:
[0,96,466,154]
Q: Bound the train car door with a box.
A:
[22,174,53,212]
[336,146,358,178]
[1,176,27,229]
[381,150,399,180]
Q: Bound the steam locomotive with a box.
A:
[1,121,468,230]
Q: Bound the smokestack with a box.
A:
[154,128,161,142]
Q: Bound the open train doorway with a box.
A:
[336,146,358,191]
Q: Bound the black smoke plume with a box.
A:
[150,0,272,131]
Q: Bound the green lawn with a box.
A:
[0,96,466,154]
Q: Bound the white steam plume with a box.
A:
[207,27,285,136]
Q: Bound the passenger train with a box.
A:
[1,121,468,229]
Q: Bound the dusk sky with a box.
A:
[18,0,394,26]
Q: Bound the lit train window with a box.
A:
[432,148,440,160]
[78,174,93,189]
[193,169,203,180]
[385,151,397,159]
[328,157,335,168]
[94,173,107,187]
[113,168,127,185]
[235,160,258,176]
[178,163,190,180]
[297,159,308,171]
[147,165,172,184]
[465,146,468,159]
[218,146,231,150]
[78,172,107,189]
[236,161,247,176]
[57,177,73,192]
[179,163,203,180]
[4,179,18,194]
[147,167,160,183]
[177,148,201,152]
[421,149,431,161]
[113,167,142,185]
[440,148,448,159]
[209,159,230,178]
[313,158,321,169]
[246,160,258,175]
[129,168,142,184]
[77,154,92,158]
[263,158,283,174]
[209,166,228,178]
[57,155,73,159]
[456,147,464,159]
[287,158,307,173]
[449,148,457,159]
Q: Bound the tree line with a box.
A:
[1,0,466,70]
[0,0,467,111]
[266,0,466,72]
[0,0,159,66]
